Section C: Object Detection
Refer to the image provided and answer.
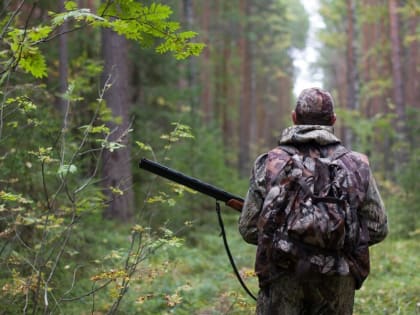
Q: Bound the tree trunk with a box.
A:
[359,0,393,173]
[344,0,359,149]
[221,31,234,149]
[388,0,405,118]
[101,27,134,222]
[388,0,407,165]
[360,0,373,118]
[238,0,252,176]
[404,14,419,110]
[58,0,68,116]
[199,0,213,124]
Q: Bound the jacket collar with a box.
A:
[278,125,341,146]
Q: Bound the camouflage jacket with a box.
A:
[239,125,388,286]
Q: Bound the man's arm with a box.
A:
[360,170,389,245]
[238,154,267,245]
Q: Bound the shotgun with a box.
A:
[139,158,244,212]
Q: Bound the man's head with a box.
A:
[292,87,336,126]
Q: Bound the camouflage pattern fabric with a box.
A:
[256,273,355,315]
[295,88,335,125]
[279,125,340,145]
[256,143,359,285]
[239,125,388,314]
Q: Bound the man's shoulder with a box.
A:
[339,148,372,185]
[267,146,296,163]
[344,149,370,166]
[251,147,292,180]
[253,146,293,164]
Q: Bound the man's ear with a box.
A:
[292,111,298,124]
[331,113,337,125]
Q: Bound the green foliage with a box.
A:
[95,1,205,59]
[317,0,419,245]
[319,0,347,25]
[110,211,257,314]
[354,237,420,315]
[0,84,200,314]
[0,0,204,85]
[160,122,195,150]
[3,26,51,79]
[0,0,205,309]
[286,0,309,50]
[334,106,419,239]
[390,107,420,237]
[358,2,388,24]
[318,0,347,41]
[335,108,396,154]
[3,0,417,313]
[251,0,308,72]
[360,77,393,101]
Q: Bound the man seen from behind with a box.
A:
[239,87,388,315]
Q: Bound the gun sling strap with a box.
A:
[215,201,257,301]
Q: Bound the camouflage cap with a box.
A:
[295,87,335,125]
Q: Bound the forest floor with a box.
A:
[69,207,419,315]
[163,212,419,315]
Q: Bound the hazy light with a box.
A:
[293,0,325,97]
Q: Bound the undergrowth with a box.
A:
[45,205,418,315]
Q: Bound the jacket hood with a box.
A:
[278,125,341,146]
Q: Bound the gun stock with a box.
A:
[139,158,244,212]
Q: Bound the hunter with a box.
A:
[239,87,388,315]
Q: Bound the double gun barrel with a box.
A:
[139,158,244,212]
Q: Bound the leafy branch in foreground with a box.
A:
[0,1,204,82]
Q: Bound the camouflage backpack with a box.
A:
[256,144,366,283]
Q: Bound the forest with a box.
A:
[0,0,419,314]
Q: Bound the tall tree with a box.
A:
[318,0,348,141]
[344,0,359,148]
[182,0,198,123]
[404,10,420,111]
[101,28,134,221]
[58,0,68,116]
[388,0,406,141]
[218,1,236,151]
[198,0,213,124]
[238,0,252,176]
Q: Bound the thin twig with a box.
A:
[60,279,113,302]
[0,0,26,40]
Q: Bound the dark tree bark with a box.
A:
[238,0,252,176]
[101,27,134,222]
[388,0,407,165]
[389,0,405,123]
[182,0,198,125]
[199,0,213,124]
[344,0,359,149]
[405,15,419,111]
[58,0,68,116]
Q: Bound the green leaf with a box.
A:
[79,124,110,134]
[0,191,32,204]
[57,164,78,177]
[18,49,48,78]
[98,139,125,152]
[64,1,78,11]
[135,141,152,152]
[51,9,105,26]
[27,26,52,42]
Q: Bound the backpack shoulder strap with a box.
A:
[280,143,349,162]
[278,145,300,156]
[329,144,349,161]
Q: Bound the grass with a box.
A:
[132,208,419,315]
[16,201,416,314]
[354,236,420,315]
